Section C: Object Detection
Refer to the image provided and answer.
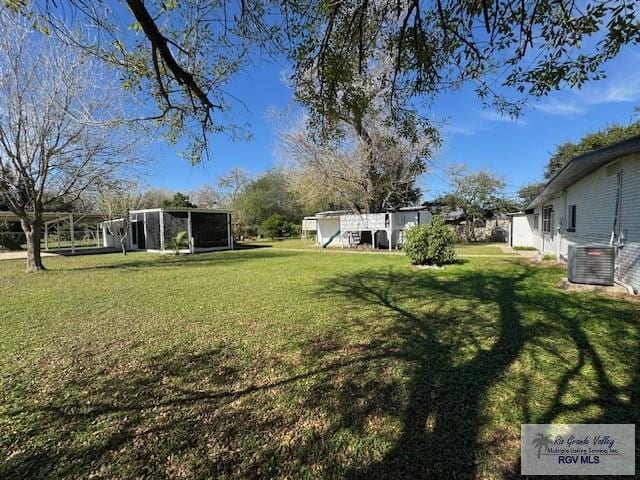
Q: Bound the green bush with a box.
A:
[0,223,23,250]
[404,216,456,266]
[170,230,189,255]
[260,214,289,239]
[288,222,302,237]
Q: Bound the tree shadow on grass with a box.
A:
[63,249,298,272]
[1,261,638,479]
[308,265,531,478]
[304,263,638,478]
[3,337,419,478]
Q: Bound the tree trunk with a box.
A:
[353,117,376,213]
[468,217,476,242]
[20,216,45,273]
[120,226,128,255]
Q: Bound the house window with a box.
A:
[533,213,539,232]
[542,206,553,233]
[567,205,576,232]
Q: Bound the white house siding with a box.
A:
[528,193,567,256]
[560,153,640,290]
[340,213,388,232]
[524,152,640,291]
[392,210,432,229]
[315,210,431,249]
[616,154,640,290]
[563,160,620,247]
[543,195,564,257]
[316,217,342,247]
[302,218,317,231]
[394,211,417,229]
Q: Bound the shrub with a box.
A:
[235,224,258,240]
[404,216,456,266]
[260,214,288,239]
[0,223,23,250]
[287,222,302,237]
[170,230,189,255]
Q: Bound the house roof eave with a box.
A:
[526,134,640,210]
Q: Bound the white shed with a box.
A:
[315,206,431,250]
[507,212,535,248]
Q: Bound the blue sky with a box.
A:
[146,47,640,202]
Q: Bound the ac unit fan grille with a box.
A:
[568,245,615,286]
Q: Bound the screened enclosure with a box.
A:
[102,208,233,253]
[192,212,230,248]
[163,211,189,247]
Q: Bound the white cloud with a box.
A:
[533,101,586,116]
[446,124,481,136]
[478,110,526,125]
[530,72,640,117]
[581,80,640,105]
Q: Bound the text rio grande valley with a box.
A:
[547,435,619,465]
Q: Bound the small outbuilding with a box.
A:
[315,206,432,250]
[102,208,233,254]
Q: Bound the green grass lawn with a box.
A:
[243,237,320,250]
[453,243,515,255]
[243,238,513,255]
[1,249,638,479]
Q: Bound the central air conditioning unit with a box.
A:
[567,245,615,286]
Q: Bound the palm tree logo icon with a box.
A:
[532,433,553,459]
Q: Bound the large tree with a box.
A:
[8,1,638,162]
[439,169,507,241]
[545,120,640,179]
[288,1,640,126]
[517,181,546,209]
[217,167,250,233]
[189,184,220,209]
[138,188,174,209]
[237,169,302,227]
[285,1,638,211]
[218,167,250,209]
[161,192,196,208]
[0,14,138,272]
[280,119,427,213]
[7,0,272,162]
[293,47,438,213]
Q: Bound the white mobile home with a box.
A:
[315,206,432,250]
[509,135,640,293]
[102,208,233,254]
